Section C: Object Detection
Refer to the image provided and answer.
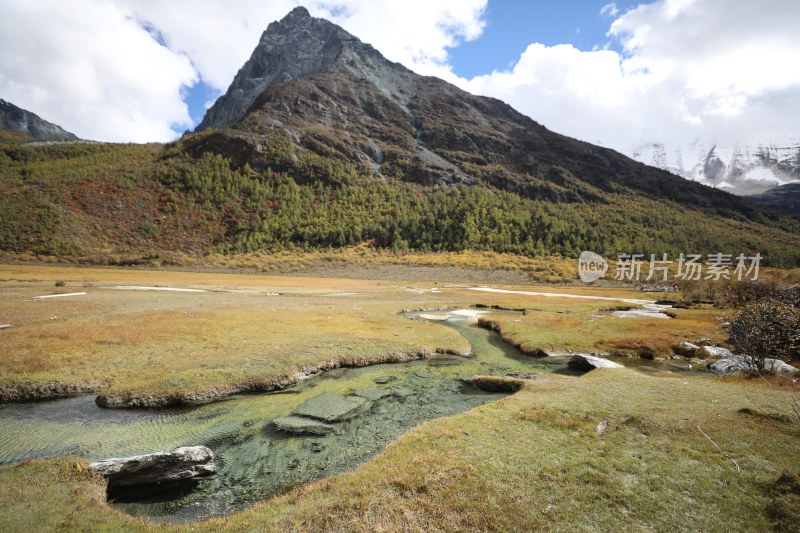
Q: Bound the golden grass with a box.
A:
[481,305,730,356]
[0,264,737,398]
[0,265,475,397]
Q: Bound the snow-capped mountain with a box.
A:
[632,141,800,195]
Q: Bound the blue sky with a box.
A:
[3,0,799,151]
[448,1,640,77]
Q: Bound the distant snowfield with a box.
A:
[631,139,800,195]
[745,168,782,183]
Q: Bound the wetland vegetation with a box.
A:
[1,264,798,531]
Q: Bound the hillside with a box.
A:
[1,7,800,268]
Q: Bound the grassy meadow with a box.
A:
[0,263,798,531]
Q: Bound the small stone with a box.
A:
[273,416,334,435]
[291,392,369,422]
[353,386,396,401]
[568,353,624,370]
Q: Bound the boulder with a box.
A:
[708,356,799,376]
[273,415,334,435]
[568,353,624,371]
[89,446,214,487]
[702,346,735,358]
[291,392,369,422]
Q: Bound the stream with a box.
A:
[0,312,587,523]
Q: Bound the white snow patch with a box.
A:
[33,292,87,300]
[418,309,488,322]
[745,168,782,183]
[466,287,657,306]
[106,286,206,293]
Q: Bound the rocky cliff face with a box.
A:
[0,99,78,141]
[632,141,800,196]
[193,7,765,213]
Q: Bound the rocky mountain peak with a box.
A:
[0,99,79,141]
[191,7,767,211]
[198,6,380,131]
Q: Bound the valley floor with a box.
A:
[0,264,798,531]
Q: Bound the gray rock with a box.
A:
[390,386,416,398]
[568,353,624,370]
[352,386,396,401]
[198,7,365,131]
[708,356,799,376]
[89,446,214,487]
[291,392,369,422]
[702,346,735,358]
[374,376,396,384]
[273,415,334,435]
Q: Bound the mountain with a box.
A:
[747,182,800,215]
[1,7,799,267]
[0,99,79,141]
[632,141,800,196]
[194,7,766,211]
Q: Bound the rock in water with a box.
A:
[708,356,799,376]
[273,416,334,435]
[89,446,215,487]
[291,392,369,422]
[568,353,624,371]
[352,386,397,401]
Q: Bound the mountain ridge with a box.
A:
[0,99,79,141]
[193,6,769,216]
[632,140,800,195]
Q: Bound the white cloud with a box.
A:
[1,0,798,152]
[0,0,197,142]
[600,3,619,17]
[0,0,487,142]
[457,0,800,153]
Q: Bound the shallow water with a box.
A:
[0,313,581,522]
